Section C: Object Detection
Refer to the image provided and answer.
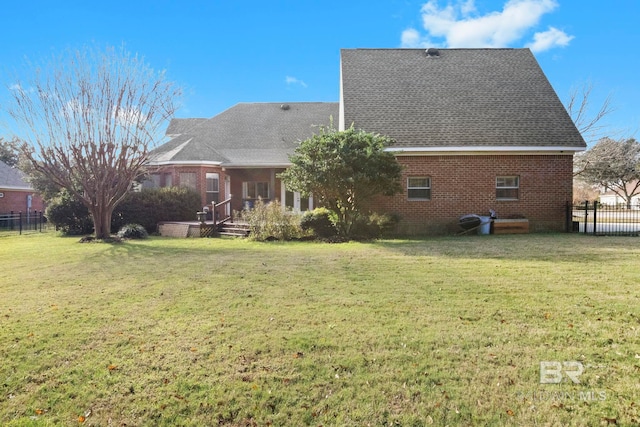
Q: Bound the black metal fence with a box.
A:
[0,211,46,235]
[567,201,640,236]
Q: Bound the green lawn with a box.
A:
[1,233,639,426]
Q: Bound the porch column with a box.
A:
[270,169,276,201]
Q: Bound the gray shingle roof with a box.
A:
[0,160,32,190]
[165,118,208,137]
[340,48,586,150]
[150,103,339,166]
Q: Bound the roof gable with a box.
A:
[340,48,586,150]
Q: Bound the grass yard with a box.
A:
[1,233,639,426]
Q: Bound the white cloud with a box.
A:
[401,28,436,48]
[402,0,572,52]
[285,76,307,88]
[114,107,147,128]
[460,0,477,15]
[527,26,574,52]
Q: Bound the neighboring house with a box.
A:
[148,48,586,234]
[0,160,44,214]
[598,182,640,208]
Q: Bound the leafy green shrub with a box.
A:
[46,190,93,235]
[46,187,202,236]
[370,212,400,236]
[117,223,149,239]
[112,187,202,234]
[240,198,305,241]
[350,213,399,240]
[300,208,338,238]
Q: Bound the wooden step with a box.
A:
[217,222,250,237]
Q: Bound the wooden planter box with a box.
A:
[493,219,529,234]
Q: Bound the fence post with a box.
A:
[593,201,598,236]
[19,211,23,235]
[583,201,589,234]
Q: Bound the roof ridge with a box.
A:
[342,47,524,51]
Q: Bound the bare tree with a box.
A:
[566,81,614,144]
[6,45,181,239]
[572,180,600,204]
[575,137,640,209]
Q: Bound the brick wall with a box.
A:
[370,154,574,235]
[0,190,45,214]
[151,154,573,236]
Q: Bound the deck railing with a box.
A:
[213,197,233,226]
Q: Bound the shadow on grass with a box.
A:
[376,233,639,263]
[78,235,259,262]
[65,232,640,266]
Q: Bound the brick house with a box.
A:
[0,160,44,214]
[147,102,338,216]
[148,48,585,234]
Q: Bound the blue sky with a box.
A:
[1,0,638,145]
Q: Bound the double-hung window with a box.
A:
[206,173,219,204]
[407,177,431,200]
[496,176,519,200]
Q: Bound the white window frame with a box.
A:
[496,176,519,200]
[407,177,431,200]
[206,173,220,204]
[243,181,270,200]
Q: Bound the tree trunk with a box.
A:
[90,204,114,239]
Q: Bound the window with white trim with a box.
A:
[243,181,270,199]
[496,176,519,200]
[206,173,219,204]
[407,177,431,200]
